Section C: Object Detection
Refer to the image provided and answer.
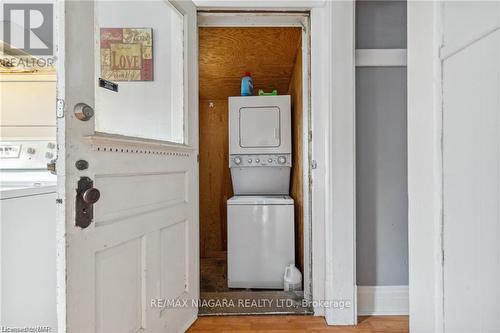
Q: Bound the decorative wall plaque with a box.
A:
[100,28,153,81]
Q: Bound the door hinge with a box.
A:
[308,130,313,142]
[197,154,199,163]
[311,159,317,170]
[56,99,65,118]
[47,159,57,175]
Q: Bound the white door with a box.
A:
[441,2,500,332]
[56,1,199,332]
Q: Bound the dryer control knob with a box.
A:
[278,156,286,164]
[233,157,241,165]
[248,159,253,163]
[255,159,260,163]
[268,158,273,163]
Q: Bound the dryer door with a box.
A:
[239,107,280,148]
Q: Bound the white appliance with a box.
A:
[227,196,294,289]
[229,96,291,195]
[0,140,57,330]
[227,96,295,289]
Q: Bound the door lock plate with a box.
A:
[75,177,100,228]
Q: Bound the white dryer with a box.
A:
[229,95,291,195]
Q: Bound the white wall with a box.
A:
[355,1,408,288]
[0,76,56,139]
[356,67,408,286]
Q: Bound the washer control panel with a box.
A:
[229,154,291,167]
[0,140,57,169]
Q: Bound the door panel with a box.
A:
[161,221,189,300]
[57,1,199,332]
[442,9,500,333]
[95,237,143,333]
[94,170,187,226]
[240,107,280,147]
[442,1,500,56]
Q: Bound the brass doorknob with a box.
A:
[82,187,100,204]
[74,103,94,121]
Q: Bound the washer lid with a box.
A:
[227,195,294,205]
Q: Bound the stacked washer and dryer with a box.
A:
[227,95,295,289]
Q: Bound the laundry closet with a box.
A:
[198,25,309,314]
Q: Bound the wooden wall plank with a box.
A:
[199,99,233,258]
[288,43,304,275]
[199,27,302,100]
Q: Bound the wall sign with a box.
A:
[99,78,119,92]
[100,28,153,81]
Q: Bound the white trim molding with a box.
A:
[320,0,357,325]
[355,49,407,67]
[197,12,308,27]
[407,1,444,333]
[357,286,409,316]
[194,0,326,10]
[197,10,313,304]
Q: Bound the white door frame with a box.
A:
[407,2,444,333]
[198,9,313,306]
[314,1,356,325]
[195,0,357,325]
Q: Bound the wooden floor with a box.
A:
[187,315,408,332]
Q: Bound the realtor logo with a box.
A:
[3,3,53,55]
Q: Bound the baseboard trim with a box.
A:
[357,285,409,316]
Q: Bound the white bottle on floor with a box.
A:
[283,264,302,291]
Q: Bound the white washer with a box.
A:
[0,140,57,329]
[227,196,294,289]
[229,96,291,195]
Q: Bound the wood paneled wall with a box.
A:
[288,42,304,274]
[199,27,302,100]
[199,100,233,258]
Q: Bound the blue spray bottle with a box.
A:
[241,72,253,96]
